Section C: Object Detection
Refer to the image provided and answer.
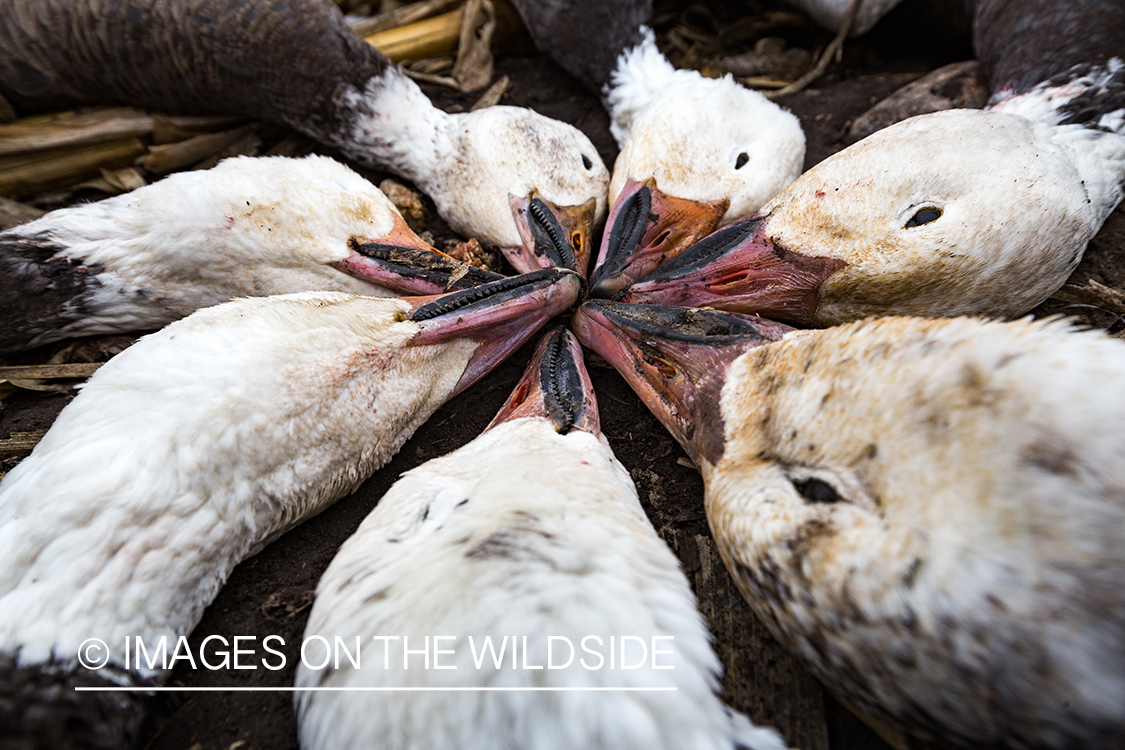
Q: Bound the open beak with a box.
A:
[487,326,599,435]
[588,178,729,299]
[332,213,504,295]
[504,194,597,276]
[407,267,583,397]
[571,300,791,465]
[615,215,846,327]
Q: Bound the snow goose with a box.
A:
[574,300,1125,749]
[0,0,609,265]
[507,0,805,296]
[0,154,508,354]
[0,268,581,748]
[295,326,787,750]
[621,0,1125,325]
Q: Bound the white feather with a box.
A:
[337,68,609,249]
[606,29,804,223]
[0,292,477,678]
[296,419,787,750]
[709,316,1125,748]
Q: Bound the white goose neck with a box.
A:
[335,68,455,189]
[989,58,1125,228]
[604,27,677,148]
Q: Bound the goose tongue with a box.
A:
[333,213,503,294]
[487,326,599,435]
[571,300,791,465]
[589,178,729,299]
[504,194,597,276]
[407,267,584,397]
[615,215,846,327]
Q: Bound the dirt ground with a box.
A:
[2,0,1124,748]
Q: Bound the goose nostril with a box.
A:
[708,271,750,288]
[508,382,530,408]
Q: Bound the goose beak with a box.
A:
[487,326,599,435]
[505,193,597,276]
[588,178,729,299]
[616,215,846,327]
[334,213,504,294]
[572,300,790,465]
[407,267,584,397]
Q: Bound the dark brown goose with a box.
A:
[0,0,609,256]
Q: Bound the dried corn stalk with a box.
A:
[349,0,462,37]
[0,107,240,156]
[0,137,147,198]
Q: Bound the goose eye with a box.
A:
[904,206,942,228]
[793,478,840,504]
[735,152,750,170]
[582,154,593,170]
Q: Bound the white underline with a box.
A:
[75,686,679,693]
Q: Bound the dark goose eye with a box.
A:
[793,478,840,504]
[735,152,750,170]
[905,206,942,228]
[582,154,593,170]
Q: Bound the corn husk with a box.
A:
[139,124,257,173]
[0,196,45,230]
[349,0,461,37]
[0,137,147,198]
[0,431,48,455]
[0,107,241,156]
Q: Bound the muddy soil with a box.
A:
[2,1,1123,748]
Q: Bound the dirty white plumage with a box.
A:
[344,70,610,253]
[0,155,489,353]
[576,302,1125,749]
[622,0,1125,324]
[708,316,1125,748]
[296,329,786,750]
[605,29,805,224]
[0,269,579,747]
[622,79,1125,325]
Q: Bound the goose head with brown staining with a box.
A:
[620,109,1105,325]
[0,155,509,354]
[0,267,581,747]
[575,301,1125,750]
[621,0,1125,325]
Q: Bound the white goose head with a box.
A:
[435,105,607,276]
[343,71,609,275]
[575,302,1125,749]
[296,326,788,750]
[590,30,805,297]
[43,154,498,296]
[1,155,506,352]
[0,0,611,281]
[0,268,581,745]
[621,109,1100,325]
